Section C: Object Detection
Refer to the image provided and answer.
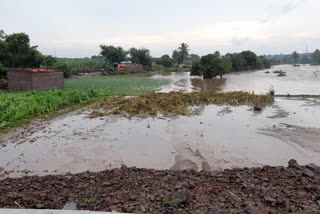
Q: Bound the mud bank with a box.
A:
[1,96,320,178]
[0,160,319,213]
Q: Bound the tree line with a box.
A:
[267,49,320,65]
[1,29,273,83]
[191,51,271,78]
[99,43,199,70]
[0,30,70,81]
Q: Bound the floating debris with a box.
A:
[90,91,274,118]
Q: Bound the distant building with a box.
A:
[8,68,64,91]
[115,63,144,72]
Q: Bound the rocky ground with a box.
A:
[0,160,319,214]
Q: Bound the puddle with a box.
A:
[1,97,320,178]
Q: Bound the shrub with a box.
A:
[0,78,7,89]
[0,63,7,79]
[52,62,73,78]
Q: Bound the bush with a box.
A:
[52,62,73,78]
[0,78,7,89]
[0,63,7,79]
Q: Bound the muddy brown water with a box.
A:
[153,64,320,95]
[1,65,320,178]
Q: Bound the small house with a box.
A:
[8,68,64,91]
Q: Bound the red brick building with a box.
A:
[8,68,64,91]
[116,64,144,72]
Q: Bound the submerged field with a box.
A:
[1,65,320,178]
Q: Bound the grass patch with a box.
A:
[162,199,172,206]
[90,91,274,118]
[86,198,97,203]
[0,89,109,130]
[65,76,170,96]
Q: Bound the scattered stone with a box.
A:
[0,161,319,213]
[8,192,20,199]
[302,168,315,178]
[288,159,300,169]
[306,163,320,171]
[253,106,262,111]
[36,204,45,209]
[170,190,190,206]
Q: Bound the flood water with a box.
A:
[154,64,320,95]
[0,64,320,178]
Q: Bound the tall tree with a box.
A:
[178,43,189,63]
[188,54,200,62]
[43,55,57,67]
[199,54,224,79]
[214,51,220,57]
[99,45,127,64]
[227,53,246,71]
[0,29,6,40]
[312,49,320,64]
[0,32,44,68]
[172,50,183,64]
[159,54,173,68]
[240,50,257,69]
[292,51,300,65]
[129,48,152,67]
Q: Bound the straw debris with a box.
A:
[90,91,274,118]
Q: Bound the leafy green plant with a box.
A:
[162,199,172,206]
[0,88,110,130]
[86,198,97,203]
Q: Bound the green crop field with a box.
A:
[65,76,170,96]
[0,76,170,130]
[0,89,109,130]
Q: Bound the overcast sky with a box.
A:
[1,0,319,57]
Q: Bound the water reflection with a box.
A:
[191,78,225,92]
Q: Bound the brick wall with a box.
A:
[32,72,64,90]
[7,69,64,91]
[8,70,33,90]
[125,64,144,72]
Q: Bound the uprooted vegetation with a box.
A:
[90,91,274,118]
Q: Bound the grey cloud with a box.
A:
[232,37,249,46]
[260,0,307,24]
[282,0,307,14]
